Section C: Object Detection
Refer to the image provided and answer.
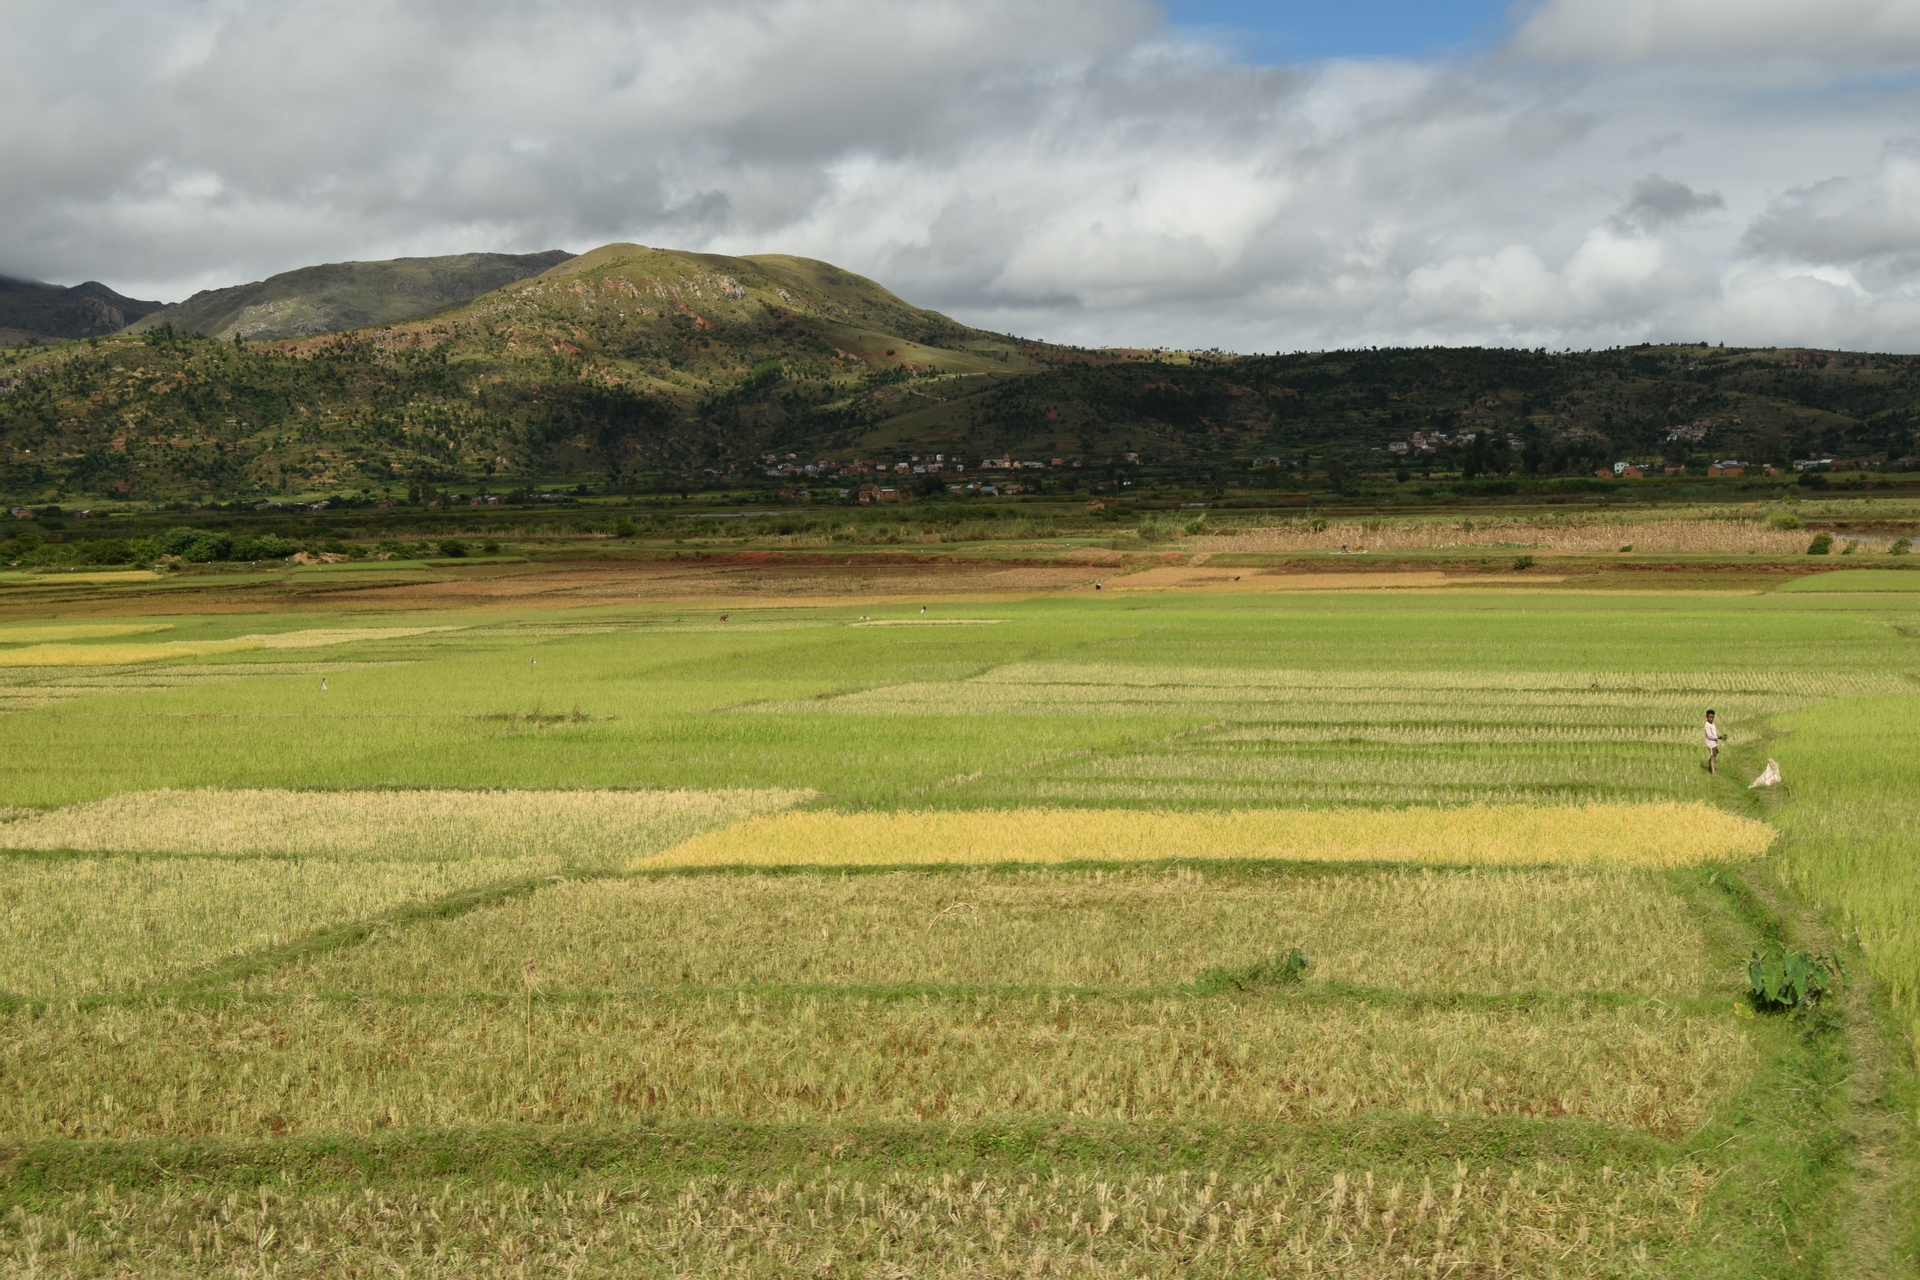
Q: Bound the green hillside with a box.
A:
[1,241,1917,503]
[134,250,577,341]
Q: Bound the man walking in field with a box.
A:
[1704,709,1721,775]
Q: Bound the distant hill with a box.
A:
[0,276,165,343]
[134,250,578,341]
[3,241,1914,501]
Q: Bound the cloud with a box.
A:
[1742,143,1920,267]
[1611,175,1723,233]
[2,0,1920,351]
[1513,0,1920,69]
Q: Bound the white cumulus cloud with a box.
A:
[2,0,1919,351]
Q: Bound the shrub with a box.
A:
[181,531,233,563]
[1512,554,1535,571]
[1194,948,1311,994]
[439,539,469,558]
[611,519,637,538]
[483,539,501,554]
[79,538,137,565]
[1766,509,1805,530]
[1807,533,1833,555]
[1892,538,1912,556]
[1746,947,1842,1015]
[230,534,298,561]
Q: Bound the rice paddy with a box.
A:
[0,578,1910,1274]
[636,803,1773,871]
[0,786,809,864]
[253,865,1729,997]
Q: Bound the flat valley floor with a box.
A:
[0,560,1915,1276]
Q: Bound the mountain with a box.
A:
[0,276,165,344]
[1,241,1915,502]
[133,250,578,341]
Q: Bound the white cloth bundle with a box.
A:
[1749,759,1781,788]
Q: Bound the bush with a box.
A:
[482,539,501,554]
[182,531,233,563]
[439,539,469,558]
[1766,509,1805,530]
[80,538,138,566]
[231,534,298,561]
[611,519,637,538]
[1892,538,1912,556]
[1807,533,1833,555]
[1512,554,1535,571]
[1747,947,1842,1015]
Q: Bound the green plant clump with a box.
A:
[439,539,469,558]
[1512,554,1535,571]
[1195,948,1311,994]
[1746,946,1842,1014]
[1807,533,1834,555]
[1891,538,1911,555]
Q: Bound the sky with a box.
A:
[6,0,1920,353]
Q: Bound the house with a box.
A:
[1619,465,1645,479]
[9,507,30,519]
[1664,464,1686,475]
[857,484,881,503]
[1595,468,1614,479]
[877,487,903,502]
[1087,499,1106,510]
[1707,462,1745,477]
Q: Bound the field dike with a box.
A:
[633,803,1775,871]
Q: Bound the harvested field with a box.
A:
[257,865,1727,997]
[0,1160,1719,1278]
[0,855,561,998]
[0,996,1747,1139]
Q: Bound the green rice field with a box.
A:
[0,577,1915,1274]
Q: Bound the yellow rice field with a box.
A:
[635,803,1774,871]
[2,786,812,865]
[0,623,173,644]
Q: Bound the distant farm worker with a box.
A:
[1704,709,1721,775]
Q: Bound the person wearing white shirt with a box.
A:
[1704,709,1721,775]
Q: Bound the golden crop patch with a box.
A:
[636,803,1774,871]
